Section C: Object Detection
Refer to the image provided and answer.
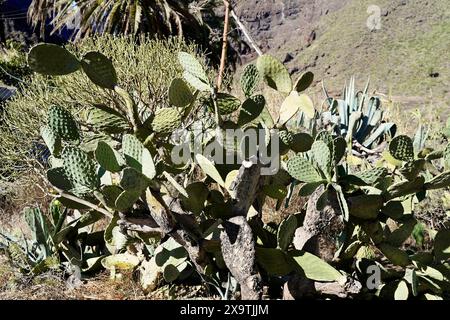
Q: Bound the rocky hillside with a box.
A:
[234,0,450,107]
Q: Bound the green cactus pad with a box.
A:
[178,52,211,92]
[81,51,117,89]
[256,54,292,94]
[48,105,80,141]
[151,108,182,133]
[278,92,300,126]
[341,240,362,260]
[95,141,123,173]
[380,201,405,220]
[378,243,410,267]
[386,217,417,246]
[240,64,261,97]
[216,93,241,115]
[311,141,332,177]
[355,245,376,260]
[362,221,384,244]
[279,130,295,147]
[298,181,324,196]
[294,71,314,92]
[255,247,294,276]
[62,146,99,189]
[444,143,450,170]
[399,159,426,181]
[289,250,343,282]
[181,182,209,215]
[115,190,142,211]
[424,171,450,190]
[47,167,73,191]
[195,154,225,187]
[333,137,347,164]
[122,134,144,171]
[120,167,149,192]
[277,215,297,251]
[28,43,80,76]
[100,185,123,210]
[315,130,334,147]
[238,95,266,126]
[359,167,389,184]
[40,125,62,156]
[348,194,383,220]
[389,135,414,162]
[263,184,288,200]
[287,155,321,183]
[169,78,194,108]
[385,176,425,200]
[291,133,314,153]
[85,105,129,134]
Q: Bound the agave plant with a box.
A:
[28,0,217,40]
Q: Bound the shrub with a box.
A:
[0,35,212,180]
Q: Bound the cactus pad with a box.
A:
[151,108,182,133]
[217,93,241,115]
[48,105,80,141]
[424,171,450,190]
[40,125,62,156]
[286,155,321,183]
[256,54,292,94]
[120,167,148,192]
[178,52,211,92]
[291,133,314,153]
[95,141,123,173]
[311,141,332,177]
[28,43,80,76]
[294,71,314,93]
[169,78,194,108]
[115,190,142,211]
[389,135,414,162]
[81,51,117,89]
[122,134,143,170]
[385,176,425,200]
[238,95,265,126]
[240,64,260,97]
[348,194,383,220]
[85,105,129,134]
[62,146,99,189]
[378,243,410,267]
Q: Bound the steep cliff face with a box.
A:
[232,0,450,105]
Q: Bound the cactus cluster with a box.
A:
[14,43,449,300]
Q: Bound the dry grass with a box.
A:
[0,254,213,300]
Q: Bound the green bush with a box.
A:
[0,35,212,179]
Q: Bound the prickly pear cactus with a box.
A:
[240,64,261,97]
[287,155,322,183]
[151,108,182,133]
[48,105,80,141]
[256,54,292,94]
[62,146,99,189]
[389,135,414,162]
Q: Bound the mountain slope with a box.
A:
[235,0,450,106]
